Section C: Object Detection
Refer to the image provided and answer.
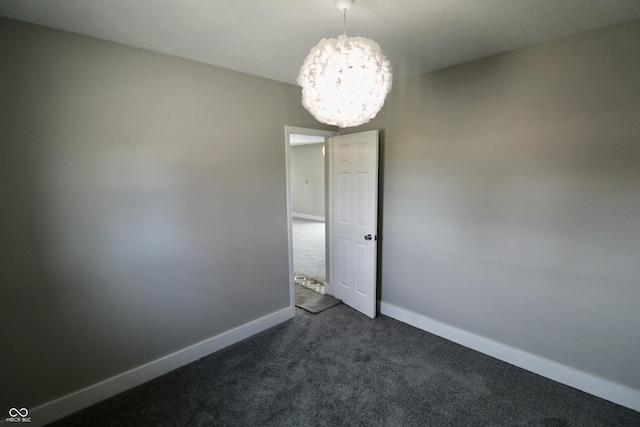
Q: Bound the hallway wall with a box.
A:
[290,143,325,219]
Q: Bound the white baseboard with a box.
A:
[292,212,325,222]
[380,301,640,413]
[26,307,294,427]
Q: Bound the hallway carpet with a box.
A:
[48,305,640,426]
[292,217,325,284]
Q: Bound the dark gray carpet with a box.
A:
[294,283,341,313]
[47,304,640,426]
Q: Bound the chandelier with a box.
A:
[297,0,392,128]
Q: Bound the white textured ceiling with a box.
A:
[2,0,640,85]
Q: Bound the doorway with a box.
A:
[286,126,380,318]
[285,126,337,305]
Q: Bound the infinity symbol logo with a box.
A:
[8,407,28,417]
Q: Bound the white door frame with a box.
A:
[285,126,338,309]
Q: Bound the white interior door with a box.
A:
[328,130,379,318]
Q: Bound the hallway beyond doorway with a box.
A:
[291,217,325,288]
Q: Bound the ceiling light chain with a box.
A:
[343,9,347,36]
[297,0,393,128]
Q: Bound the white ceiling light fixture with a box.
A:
[297,0,393,128]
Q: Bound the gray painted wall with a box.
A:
[0,18,330,409]
[290,144,325,218]
[360,20,640,391]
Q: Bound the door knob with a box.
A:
[364,234,372,240]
